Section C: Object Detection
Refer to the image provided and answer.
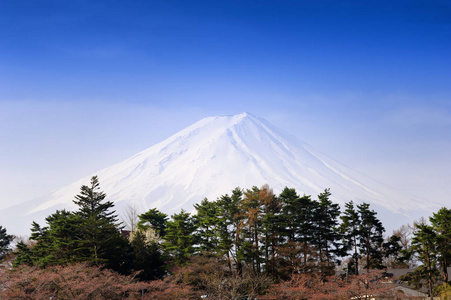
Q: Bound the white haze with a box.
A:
[0,113,439,236]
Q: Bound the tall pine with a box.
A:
[0,225,12,263]
[73,176,125,268]
[430,207,451,284]
[339,201,361,274]
[163,209,196,266]
[357,202,385,271]
[311,189,341,275]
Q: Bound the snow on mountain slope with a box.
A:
[0,113,437,236]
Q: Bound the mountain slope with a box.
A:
[0,113,436,236]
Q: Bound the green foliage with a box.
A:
[216,187,243,273]
[12,241,33,267]
[429,207,451,283]
[138,208,168,237]
[311,189,341,275]
[72,176,127,269]
[357,202,385,271]
[130,228,167,280]
[339,201,361,274]
[260,185,282,277]
[408,223,439,296]
[404,208,451,296]
[0,225,13,262]
[14,176,129,274]
[11,178,447,296]
[163,209,196,266]
[382,234,403,266]
[193,198,220,254]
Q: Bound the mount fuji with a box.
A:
[0,113,436,236]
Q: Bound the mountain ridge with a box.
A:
[0,112,437,236]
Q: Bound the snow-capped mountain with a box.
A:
[0,113,436,236]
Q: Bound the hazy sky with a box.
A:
[1,0,450,211]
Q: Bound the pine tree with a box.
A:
[163,209,196,266]
[279,187,300,244]
[12,241,33,267]
[72,176,124,267]
[357,202,385,271]
[216,187,243,274]
[279,188,316,275]
[28,210,85,266]
[339,201,361,275]
[242,186,264,274]
[429,207,451,284]
[311,189,341,275]
[259,184,282,277]
[0,225,12,262]
[130,229,167,280]
[28,221,55,267]
[409,223,440,296]
[382,234,403,268]
[194,198,220,254]
[137,208,168,237]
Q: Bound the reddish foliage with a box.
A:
[262,271,397,300]
[0,262,197,299]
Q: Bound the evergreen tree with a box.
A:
[27,221,55,267]
[44,210,84,264]
[0,225,12,262]
[311,189,341,275]
[279,187,300,245]
[357,202,385,271]
[259,184,282,277]
[163,209,196,266]
[382,234,403,268]
[242,186,264,274]
[279,188,316,275]
[429,207,451,284]
[194,198,220,254]
[138,208,169,237]
[130,228,167,280]
[12,241,34,267]
[408,223,440,296]
[72,176,125,268]
[216,187,243,274]
[339,201,361,275]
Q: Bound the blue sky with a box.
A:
[1,0,450,212]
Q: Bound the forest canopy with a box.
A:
[1,176,449,299]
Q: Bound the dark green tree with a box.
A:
[0,225,13,262]
[194,198,220,254]
[357,202,385,271]
[163,209,196,266]
[382,234,403,268]
[137,208,168,237]
[311,189,341,275]
[72,176,126,269]
[242,186,264,274]
[216,187,243,274]
[278,188,316,276]
[279,187,301,245]
[27,221,54,267]
[129,229,167,280]
[430,207,451,284]
[12,241,34,267]
[44,210,84,264]
[339,201,361,275]
[259,184,282,278]
[407,223,440,296]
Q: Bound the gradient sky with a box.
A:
[1,0,450,213]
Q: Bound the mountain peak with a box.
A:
[0,113,437,236]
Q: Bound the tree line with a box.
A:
[0,176,450,298]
